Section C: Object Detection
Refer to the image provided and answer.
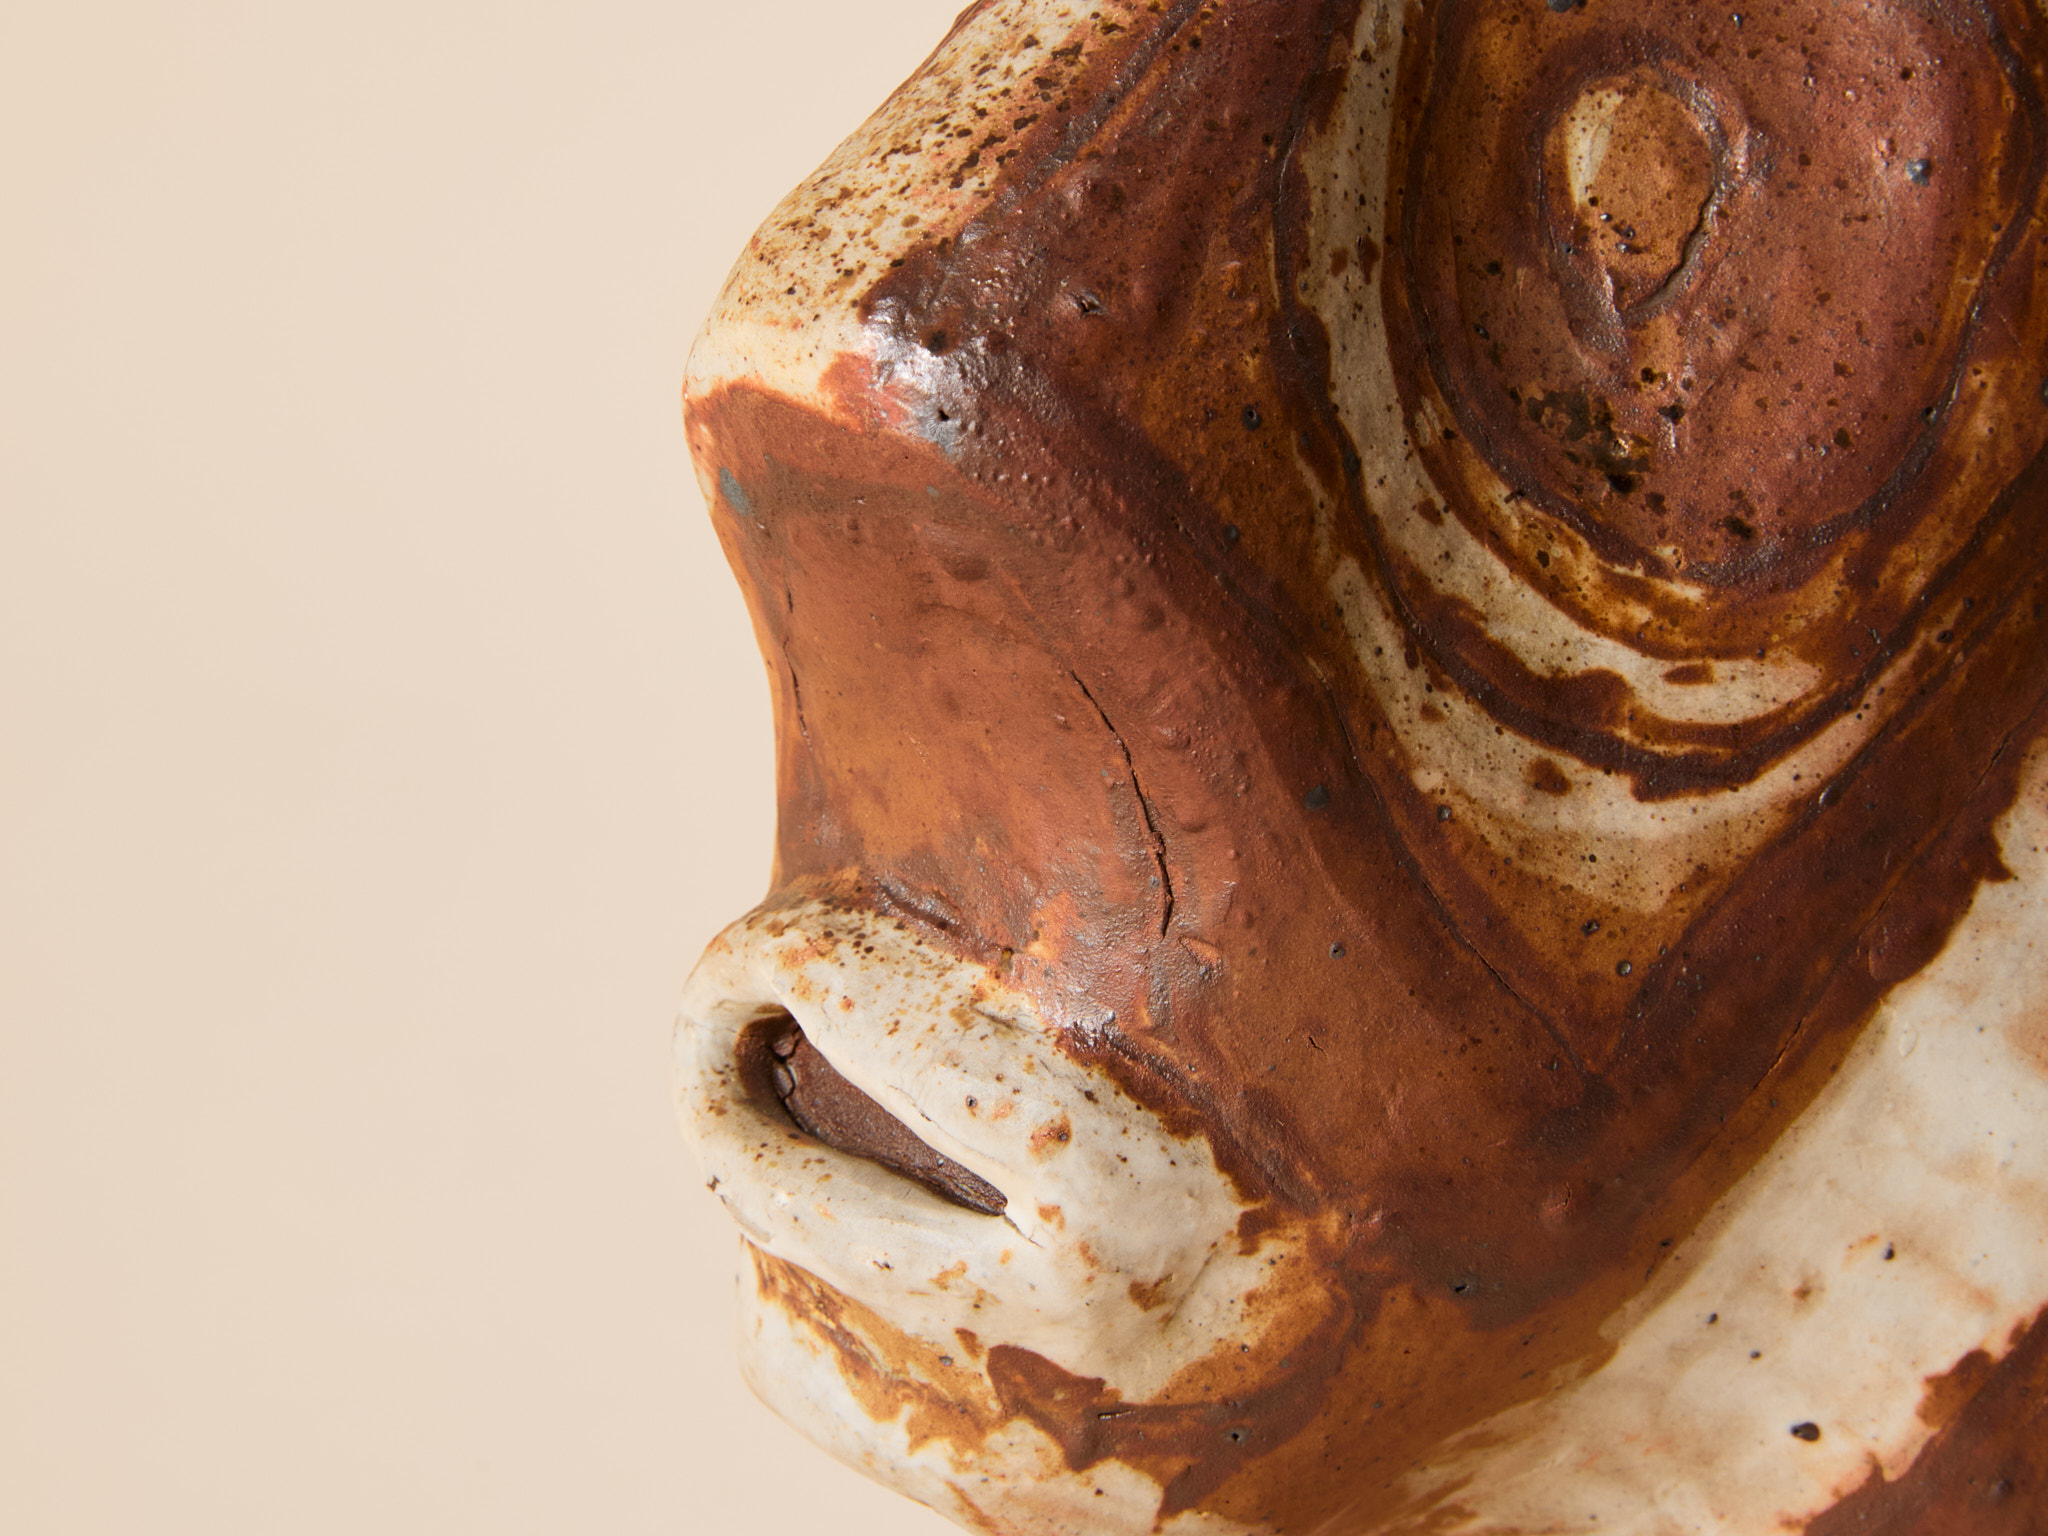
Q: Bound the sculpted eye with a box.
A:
[741,1012,1008,1216]
[1355,0,2042,617]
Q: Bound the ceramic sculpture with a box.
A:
[678,2,2048,1529]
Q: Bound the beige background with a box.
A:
[3,3,964,1531]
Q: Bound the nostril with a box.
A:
[740,1012,1008,1217]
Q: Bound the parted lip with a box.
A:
[748,1008,1012,1216]
[675,905,1042,1257]
[674,895,1269,1399]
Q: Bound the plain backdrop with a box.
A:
[2,2,967,1531]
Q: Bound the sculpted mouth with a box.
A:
[743,1010,1009,1217]
[675,894,1273,1402]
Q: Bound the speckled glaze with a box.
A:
[678,2,2048,1531]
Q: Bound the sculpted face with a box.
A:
[678,2,2048,1531]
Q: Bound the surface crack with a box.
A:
[787,659,812,743]
[1070,670,1175,936]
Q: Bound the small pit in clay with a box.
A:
[740,1011,1008,1216]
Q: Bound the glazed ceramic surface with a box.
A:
[679,2,2048,1530]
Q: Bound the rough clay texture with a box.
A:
[678,0,2048,1531]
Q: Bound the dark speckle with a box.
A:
[1791,1421,1822,1442]
[1303,783,1331,811]
[1436,804,1453,822]
[1241,406,1263,430]
[1330,942,1347,959]
[1223,523,1241,544]
[1583,919,1601,936]
[1546,0,1583,10]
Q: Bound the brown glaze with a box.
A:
[684,0,2048,1529]
[1805,1306,2048,1535]
[750,1245,1011,1461]
[760,1013,1010,1215]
